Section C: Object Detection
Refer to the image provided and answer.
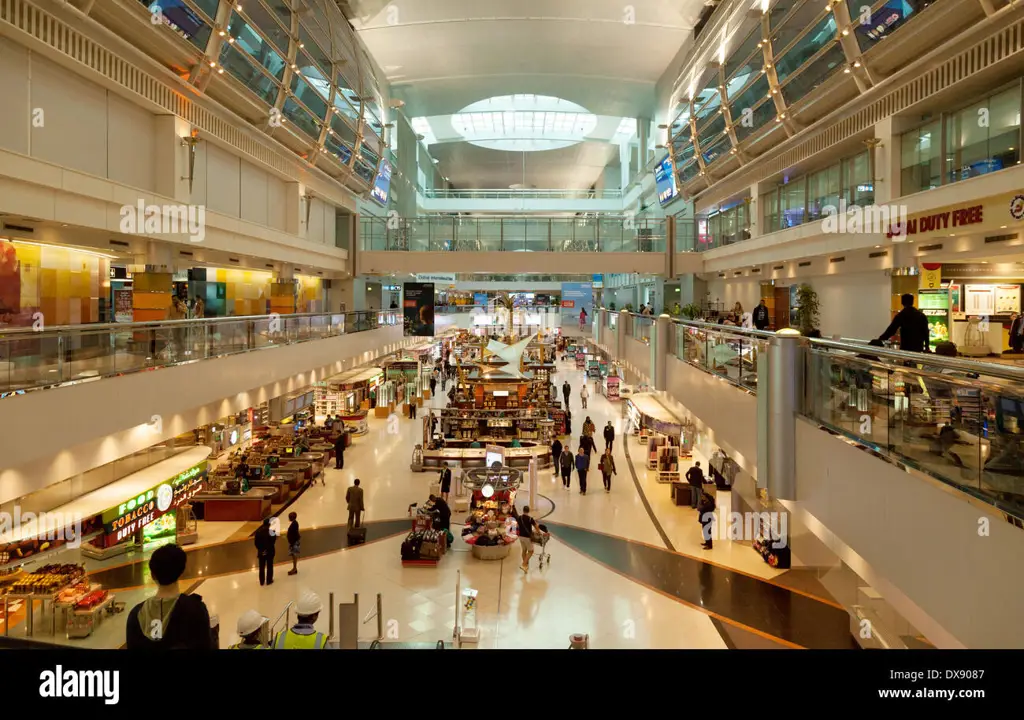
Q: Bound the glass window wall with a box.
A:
[945,87,1021,183]
[227,12,287,82]
[807,164,841,221]
[780,178,807,228]
[849,0,935,52]
[900,120,942,193]
[773,12,837,85]
[218,41,279,105]
[779,43,845,105]
[725,28,763,81]
[735,98,776,144]
[239,0,291,55]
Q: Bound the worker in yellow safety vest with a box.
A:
[273,592,328,649]
[231,609,269,649]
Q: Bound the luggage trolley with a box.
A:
[534,524,552,569]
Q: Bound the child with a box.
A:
[287,512,301,575]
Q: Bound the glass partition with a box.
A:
[674,322,766,392]
[0,312,398,395]
[945,86,1021,184]
[802,347,1024,519]
[901,120,942,193]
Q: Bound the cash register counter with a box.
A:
[192,488,274,522]
[420,441,552,471]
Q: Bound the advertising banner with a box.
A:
[473,292,488,308]
[114,289,134,323]
[403,282,435,336]
[560,282,593,326]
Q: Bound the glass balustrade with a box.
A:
[359,217,667,253]
[803,343,1024,519]
[0,311,398,396]
[672,320,767,393]
[422,188,625,199]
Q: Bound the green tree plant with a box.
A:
[681,303,702,320]
[794,284,820,335]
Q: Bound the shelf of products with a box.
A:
[602,375,620,401]
[5,564,85,596]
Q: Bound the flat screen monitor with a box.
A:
[370,159,392,206]
[655,156,678,206]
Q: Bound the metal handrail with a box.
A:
[422,188,625,199]
[808,337,1024,383]
[263,601,293,647]
[0,310,395,337]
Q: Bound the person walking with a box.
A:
[439,465,452,501]
[580,431,594,458]
[286,511,300,576]
[559,444,574,489]
[333,431,345,470]
[273,592,327,649]
[231,609,268,649]
[575,446,590,494]
[698,490,716,550]
[429,374,437,397]
[685,461,706,509]
[409,399,417,419]
[583,416,596,438]
[753,298,770,331]
[878,293,930,353]
[603,420,615,451]
[550,437,563,477]
[126,545,213,649]
[346,478,365,528]
[579,307,588,331]
[254,517,276,586]
[598,447,616,492]
[562,380,571,408]
[564,409,572,436]
[518,505,538,573]
[580,382,589,409]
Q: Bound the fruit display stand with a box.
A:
[3,564,86,638]
[54,582,119,639]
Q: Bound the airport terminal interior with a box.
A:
[1,0,1024,650]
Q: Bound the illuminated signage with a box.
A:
[100,461,206,544]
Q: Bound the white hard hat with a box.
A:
[296,591,323,616]
[237,609,267,637]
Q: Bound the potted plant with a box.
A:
[681,303,701,320]
[794,284,820,335]
[609,302,616,311]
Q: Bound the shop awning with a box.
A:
[629,394,684,433]
[3,446,211,544]
[325,367,384,388]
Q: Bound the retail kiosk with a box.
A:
[626,394,691,483]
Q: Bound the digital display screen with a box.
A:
[371,159,392,206]
[146,0,203,39]
[654,156,678,206]
[857,0,916,43]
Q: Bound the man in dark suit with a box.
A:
[879,293,930,353]
[346,478,365,528]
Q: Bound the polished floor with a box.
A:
[9,355,858,649]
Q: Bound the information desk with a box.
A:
[192,489,273,522]
[419,443,552,472]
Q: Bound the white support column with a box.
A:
[654,314,670,391]
[153,115,193,202]
[872,116,912,206]
[766,329,804,500]
[285,182,304,237]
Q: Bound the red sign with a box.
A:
[561,300,574,308]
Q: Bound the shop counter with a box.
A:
[247,475,294,503]
[192,489,273,522]
[419,444,552,472]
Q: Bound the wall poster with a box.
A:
[403,282,435,336]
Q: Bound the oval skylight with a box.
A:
[451,94,598,152]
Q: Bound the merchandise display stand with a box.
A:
[400,511,449,567]
[656,444,681,483]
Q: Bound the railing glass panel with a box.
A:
[0,312,397,395]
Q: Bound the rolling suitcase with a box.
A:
[348,526,367,545]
